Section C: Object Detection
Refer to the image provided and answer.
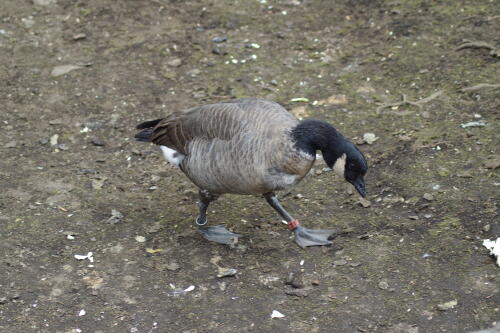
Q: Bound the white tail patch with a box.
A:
[160,146,184,167]
[333,153,346,177]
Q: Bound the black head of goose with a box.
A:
[135,98,368,248]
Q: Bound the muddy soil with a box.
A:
[0,0,499,332]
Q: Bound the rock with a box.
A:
[212,36,227,43]
[51,65,85,77]
[72,33,87,40]
[212,45,227,55]
[4,140,17,148]
[33,0,56,5]
[423,193,434,201]
[484,157,500,170]
[285,272,305,289]
[311,279,320,286]
[90,138,105,146]
[217,267,237,278]
[166,262,180,271]
[437,299,457,311]
[358,197,371,208]
[0,297,7,304]
[333,259,347,266]
[106,209,123,224]
[363,133,379,145]
[135,235,146,243]
[167,58,182,67]
[483,224,490,232]
[378,280,389,290]
[50,134,59,146]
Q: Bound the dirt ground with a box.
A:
[0,0,499,332]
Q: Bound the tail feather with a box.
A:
[135,118,163,142]
[136,118,163,130]
[135,128,154,142]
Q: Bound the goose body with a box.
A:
[135,98,368,247]
[143,98,316,194]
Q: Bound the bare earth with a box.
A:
[0,0,499,332]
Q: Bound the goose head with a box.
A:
[292,119,368,197]
[330,143,368,197]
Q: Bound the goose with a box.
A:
[135,98,368,247]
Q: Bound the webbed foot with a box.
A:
[293,225,336,248]
[197,225,241,245]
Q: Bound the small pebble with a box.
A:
[135,235,146,243]
[217,267,237,278]
[378,280,389,290]
[333,259,347,266]
[167,58,182,67]
[422,193,434,201]
[212,36,227,43]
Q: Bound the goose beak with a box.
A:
[352,176,366,198]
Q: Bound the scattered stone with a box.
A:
[166,262,180,271]
[72,33,86,41]
[212,36,227,43]
[461,121,486,128]
[21,17,35,28]
[423,193,434,201]
[167,58,182,67]
[483,224,490,232]
[135,235,146,243]
[484,157,500,170]
[311,279,320,286]
[51,65,85,77]
[217,267,237,278]
[212,45,227,55]
[358,197,371,208]
[437,299,457,311]
[90,138,105,146]
[378,280,389,290]
[285,288,309,297]
[33,0,56,5]
[285,272,305,289]
[245,42,261,49]
[218,281,227,291]
[363,133,379,145]
[333,259,347,266]
[4,140,17,148]
[0,297,7,304]
[50,134,59,146]
[409,215,419,220]
[91,177,107,190]
[106,209,123,224]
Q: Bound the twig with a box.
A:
[459,83,500,92]
[455,40,500,57]
[376,91,443,114]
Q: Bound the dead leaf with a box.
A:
[290,106,309,119]
[145,248,164,254]
[318,94,348,105]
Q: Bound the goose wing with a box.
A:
[150,98,297,155]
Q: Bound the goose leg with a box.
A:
[264,193,336,248]
[196,190,241,245]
